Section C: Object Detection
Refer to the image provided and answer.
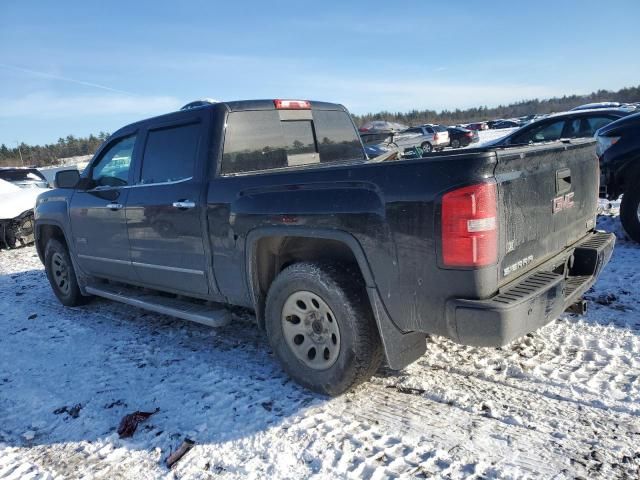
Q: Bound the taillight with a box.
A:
[441,183,498,267]
[465,132,473,137]
[434,133,439,141]
[274,99,311,109]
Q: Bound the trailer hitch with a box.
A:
[566,298,588,315]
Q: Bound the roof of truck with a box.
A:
[111,99,348,137]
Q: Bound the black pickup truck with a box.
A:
[35,99,614,395]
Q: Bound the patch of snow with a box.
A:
[0,179,40,220]
[474,127,519,146]
[0,212,639,478]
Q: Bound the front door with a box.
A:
[125,120,209,296]
[69,134,137,281]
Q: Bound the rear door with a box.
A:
[125,114,210,296]
[494,139,598,284]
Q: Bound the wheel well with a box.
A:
[613,158,640,197]
[36,224,67,260]
[252,236,366,328]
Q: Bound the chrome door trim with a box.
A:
[131,261,205,276]
[78,254,131,265]
[78,254,205,276]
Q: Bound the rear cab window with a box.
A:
[221,108,365,175]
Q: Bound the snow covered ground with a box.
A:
[1,212,639,479]
[473,127,519,146]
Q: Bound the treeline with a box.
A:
[2,85,640,167]
[0,132,110,168]
[352,85,640,127]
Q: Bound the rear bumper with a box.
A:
[446,231,615,347]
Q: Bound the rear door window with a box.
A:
[140,123,201,184]
[586,116,615,133]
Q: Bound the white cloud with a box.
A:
[0,92,183,118]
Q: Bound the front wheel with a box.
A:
[265,262,383,395]
[451,139,461,148]
[44,238,92,306]
[620,186,640,243]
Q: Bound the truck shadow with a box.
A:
[0,267,327,454]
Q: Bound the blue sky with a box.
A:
[1,0,639,145]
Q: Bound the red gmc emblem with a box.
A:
[552,192,575,213]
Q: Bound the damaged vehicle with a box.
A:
[0,167,49,189]
[0,178,40,248]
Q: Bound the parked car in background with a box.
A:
[595,111,640,242]
[390,124,450,153]
[0,178,39,248]
[0,167,49,189]
[358,120,407,134]
[487,108,632,147]
[363,143,390,158]
[465,122,489,131]
[447,127,478,148]
[571,102,623,111]
[491,119,521,129]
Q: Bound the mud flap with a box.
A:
[367,286,426,370]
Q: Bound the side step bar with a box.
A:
[85,283,231,328]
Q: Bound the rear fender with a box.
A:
[245,227,425,370]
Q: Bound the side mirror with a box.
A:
[54,169,80,189]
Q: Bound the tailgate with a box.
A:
[494,139,599,285]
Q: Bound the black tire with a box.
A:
[620,186,640,243]
[265,262,383,396]
[421,142,433,153]
[44,238,92,307]
[451,138,461,149]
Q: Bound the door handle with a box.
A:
[106,203,123,210]
[172,200,196,210]
[556,168,572,194]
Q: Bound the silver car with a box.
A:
[390,125,450,153]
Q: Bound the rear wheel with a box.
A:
[44,238,92,306]
[620,184,640,243]
[265,262,383,396]
[421,142,433,153]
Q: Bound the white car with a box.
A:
[390,125,450,153]
[0,178,42,248]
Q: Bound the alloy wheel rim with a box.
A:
[52,252,71,295]
[281,290,341,370]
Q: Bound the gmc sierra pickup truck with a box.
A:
[35,99,615,395]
